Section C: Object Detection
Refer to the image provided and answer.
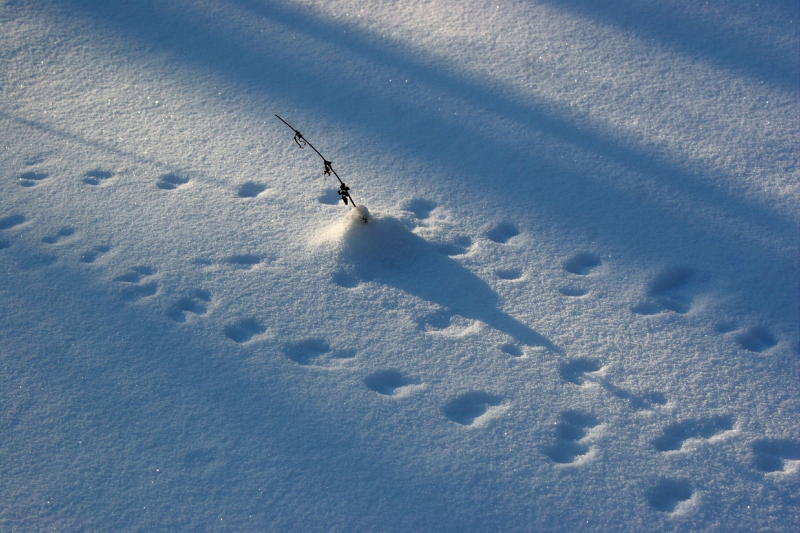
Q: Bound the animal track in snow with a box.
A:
[436,236,472,256]
[156,173,189,190]
[226,254,262,269]
[632,266,697,315]
[559,358,603,384]
[224,318,266,343]
[443,391,504,426]
[605,386,666,411]
[79,245,111,263]
[282,338,355,366]
[114,266,158,301]
[559,286,588,297]
[652,415,734,451]
[82,169,113,185]
[646,478,693,512]
[167,289,211,323]
[237,181,267,198]
[735,326,777,353]
[41,227,75,244]
[403,198,437,220]
[486,222,519,244]
[18,171,49,187]
[364,370,420,396]
[564,252,601,275]
[495,268,522,280]
[0,214,25,230]
[543,411,599,464]
[500,343,523,357]
[752,439,800,472]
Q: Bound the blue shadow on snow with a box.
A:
[336,212,558,351]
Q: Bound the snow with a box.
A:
[1,0,798,531]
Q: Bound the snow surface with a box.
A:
[1,0,798,531]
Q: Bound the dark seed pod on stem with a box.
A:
[276,114,364,219]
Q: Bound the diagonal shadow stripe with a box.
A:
[39,0,800,272]
[538,0,799,92]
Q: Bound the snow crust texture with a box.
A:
[0,0,797,531]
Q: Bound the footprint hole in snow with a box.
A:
[735,326,777,353]
[495,268,522,280]
[0,214,25,230]
[650,266,694,295]
[224,318,266,343]
[237,181,267,198]
[79,245,111,263]
[167,296,208,322]
[82,169,113,185]
[443,391,503,425]
[41,227,75,244]
[500,343,523,357]
[120,282,157,301]
[364,370,419,396]
[543,440,591,464]
[114,268,151,283]
[752,439,800,472]
[646,478,693,512]
[18,171,48,186]
[283,338,331,365]
[191,288,211,302]
[156,173,189,190]
[564,252,601,275]
[486,222,519,244]
[559,358,602,384]
[652,415,734,452]
[559,286,588,297]
[402,198,437,219]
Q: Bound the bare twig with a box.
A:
[275,115,357,208]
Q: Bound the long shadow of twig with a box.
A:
[334,212,559,351]
[586,375,666,411]
[560,359,666,411]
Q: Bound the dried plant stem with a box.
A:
[275,114,357,208]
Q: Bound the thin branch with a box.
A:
[275,115,357,207]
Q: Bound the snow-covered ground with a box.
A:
[1,0,798,531]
